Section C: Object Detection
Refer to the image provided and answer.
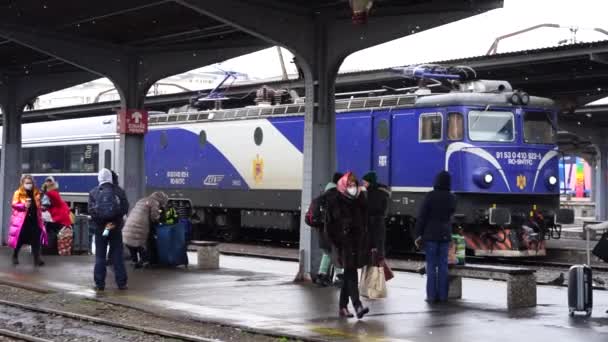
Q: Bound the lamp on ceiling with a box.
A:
[349,0,374,25]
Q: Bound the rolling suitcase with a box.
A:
[72,215,91,254]
[568,264,593,317]
[155,223,189,267]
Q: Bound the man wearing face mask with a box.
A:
[325,172,370,319]
[8,175,48,266]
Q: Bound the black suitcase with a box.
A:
[568,264,593,317]
[72,215,91,254]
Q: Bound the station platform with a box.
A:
[0,248,606,341]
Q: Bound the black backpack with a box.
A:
[94,185,121,221]
[305,194,328,228]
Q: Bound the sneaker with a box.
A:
[94,286,105,292]
[118,285,128,290]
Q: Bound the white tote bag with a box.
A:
[359,265,387,299]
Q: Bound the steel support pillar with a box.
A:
[595,143,608,221]
[0,87,22,245]
[115,56,147,207]
[296,44,341,282]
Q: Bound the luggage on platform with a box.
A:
[72,215,91,254]
[155,223,188,267]
[57,226,74,256]
[568,264,593,317]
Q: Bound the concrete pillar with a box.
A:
[296,28,343,281]
[595,144,608,221]
[114,57,148,207]
[0,87,22,245]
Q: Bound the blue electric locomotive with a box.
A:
[142,71,571,256]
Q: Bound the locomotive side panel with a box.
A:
[336,112,373,179]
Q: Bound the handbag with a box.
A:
[592,232,608,263]
[359,265,387,299]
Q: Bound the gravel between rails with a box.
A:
[0,285,302,342]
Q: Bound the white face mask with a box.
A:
[347,186,357,196]
[24,184,33,190]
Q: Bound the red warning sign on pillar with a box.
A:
[117,109,148,134]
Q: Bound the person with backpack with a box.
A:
[415,171,457,303]
[88,168,129,291]
[310,172,343,287]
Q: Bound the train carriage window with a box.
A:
[104,150,112,170]
[21,144,99,173]
[468,110,514,142]
[447,113,464,140]
[524,111,556,144]
[419,113,443,142]
[66,144,98,173]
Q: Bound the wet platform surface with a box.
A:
[0,248,606,341]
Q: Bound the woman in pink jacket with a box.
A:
[8,175,47,266]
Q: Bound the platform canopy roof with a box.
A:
[0,0,502,83]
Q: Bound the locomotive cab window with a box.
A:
[524,111,556,144]
[447,112,464,140]
[419,113,443,142]
[468,110,514,142]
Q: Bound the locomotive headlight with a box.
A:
[548,176,557,185]
[473,168,494,188]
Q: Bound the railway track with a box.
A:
[0,298,222,342]
[0,328,52,342]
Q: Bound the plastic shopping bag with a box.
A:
[359,265,387,299]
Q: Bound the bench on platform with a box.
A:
[420,264,536,309]
[189,240,219,269]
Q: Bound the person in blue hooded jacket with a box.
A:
[415,171,457,303]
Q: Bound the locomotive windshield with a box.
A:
[524,111,556,144]
[468,110,514,142]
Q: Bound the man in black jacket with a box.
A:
[362,171,390,259]
[88,168,129,291]
[415,171,457,303]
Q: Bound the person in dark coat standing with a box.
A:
[326,172,369,319]
[415,171,457,303]
[315,172,343,287]
[362,171,390,259]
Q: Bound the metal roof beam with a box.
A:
[0,23,127,78]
